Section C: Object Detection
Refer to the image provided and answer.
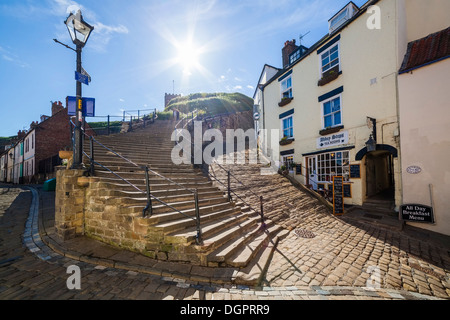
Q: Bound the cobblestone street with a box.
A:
[0,185,449,302]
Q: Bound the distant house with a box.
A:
[398,27,450,236]
[1,101,95,184]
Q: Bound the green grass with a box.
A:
[165,92,253,116]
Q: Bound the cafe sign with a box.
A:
[401,204,434,223]
[317,131,349,149]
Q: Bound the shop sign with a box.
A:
[317,131,348,149]
[401,204,434,223]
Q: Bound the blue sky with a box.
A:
[0,0,367,137]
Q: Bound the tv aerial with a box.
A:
[299,31,310,46]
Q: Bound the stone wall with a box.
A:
[55,168,86,240]
[55,167,155,256]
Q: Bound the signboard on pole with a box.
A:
[333,176,344,215]
[67,96,95,117]
[75,71,90,86]
[401,204,434,223]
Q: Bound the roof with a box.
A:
[399,27,450,74]
[252,64,281,98]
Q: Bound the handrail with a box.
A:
[72,119,203,245]
[175,115,266,227]
[207,160,265,226]
[84,150,198,221]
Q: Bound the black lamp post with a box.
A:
[64,10,94,168]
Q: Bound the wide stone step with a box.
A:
[164,211,250,245]
[226,223,283,268]
[149,206,241,235]
[94,180,213,192]
[94,170,206,181]
[206,219,268,265]
[152,196,229,214]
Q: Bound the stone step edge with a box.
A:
[41,231,247,286]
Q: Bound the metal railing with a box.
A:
[70,118,204,245]
[206,160,266,227]
[175,113,267,228]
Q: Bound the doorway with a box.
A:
[365,151,394,200]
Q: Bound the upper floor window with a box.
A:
[322,95,342,128]
[321,43,340,74]
[281,76,293,99]
[328,2,359,34]
[282,116,294,139]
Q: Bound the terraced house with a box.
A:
[255,0,449,225]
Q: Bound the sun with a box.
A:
[176,41,201,75]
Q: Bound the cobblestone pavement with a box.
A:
[0,185,448,302]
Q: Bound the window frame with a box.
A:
[315,151,350,183]
[282,154,295,172]
[320,42,341,75]
[280,76,293,100]
[281,115,294,139]
[321,93,343,129]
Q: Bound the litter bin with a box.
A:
[43,178,56,192]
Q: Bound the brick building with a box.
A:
[1,101,95,184]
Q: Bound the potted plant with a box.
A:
[319,125,344,136]
[279,136,294,146]
[278,97,294,107]
[318,66,340,86]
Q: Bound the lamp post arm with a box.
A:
[53,39,77,52]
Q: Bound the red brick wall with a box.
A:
[35,107,72,171]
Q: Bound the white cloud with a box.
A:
[247,85,254,90]
[0,46,29,68]
[119,99,125,102]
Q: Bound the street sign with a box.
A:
[81,67,91,83]
[75,71,89,85]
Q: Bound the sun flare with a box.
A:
[176,41,201,75]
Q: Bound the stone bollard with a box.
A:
[55,168,88,241]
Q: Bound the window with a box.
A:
[317,151,350,183]
[290,50,301,65]
[322,95,342,128]
[282,116,293,138]
[330,8,349,32]
[321,43,339,74]
[281,76,292,99]
[328,3,358,33]
[282,155,294,171]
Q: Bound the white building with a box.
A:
[254,0,450,235]
[398,27,450,236]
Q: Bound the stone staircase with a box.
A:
[82,120,287,269]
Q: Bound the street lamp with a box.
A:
[64,10,94,168]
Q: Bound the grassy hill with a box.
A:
[165,92,253,116]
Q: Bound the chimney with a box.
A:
[282,39,299,69]
[17,130,26,139]
[52,101,64,116]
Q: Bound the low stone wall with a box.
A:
[55,168,165,258]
